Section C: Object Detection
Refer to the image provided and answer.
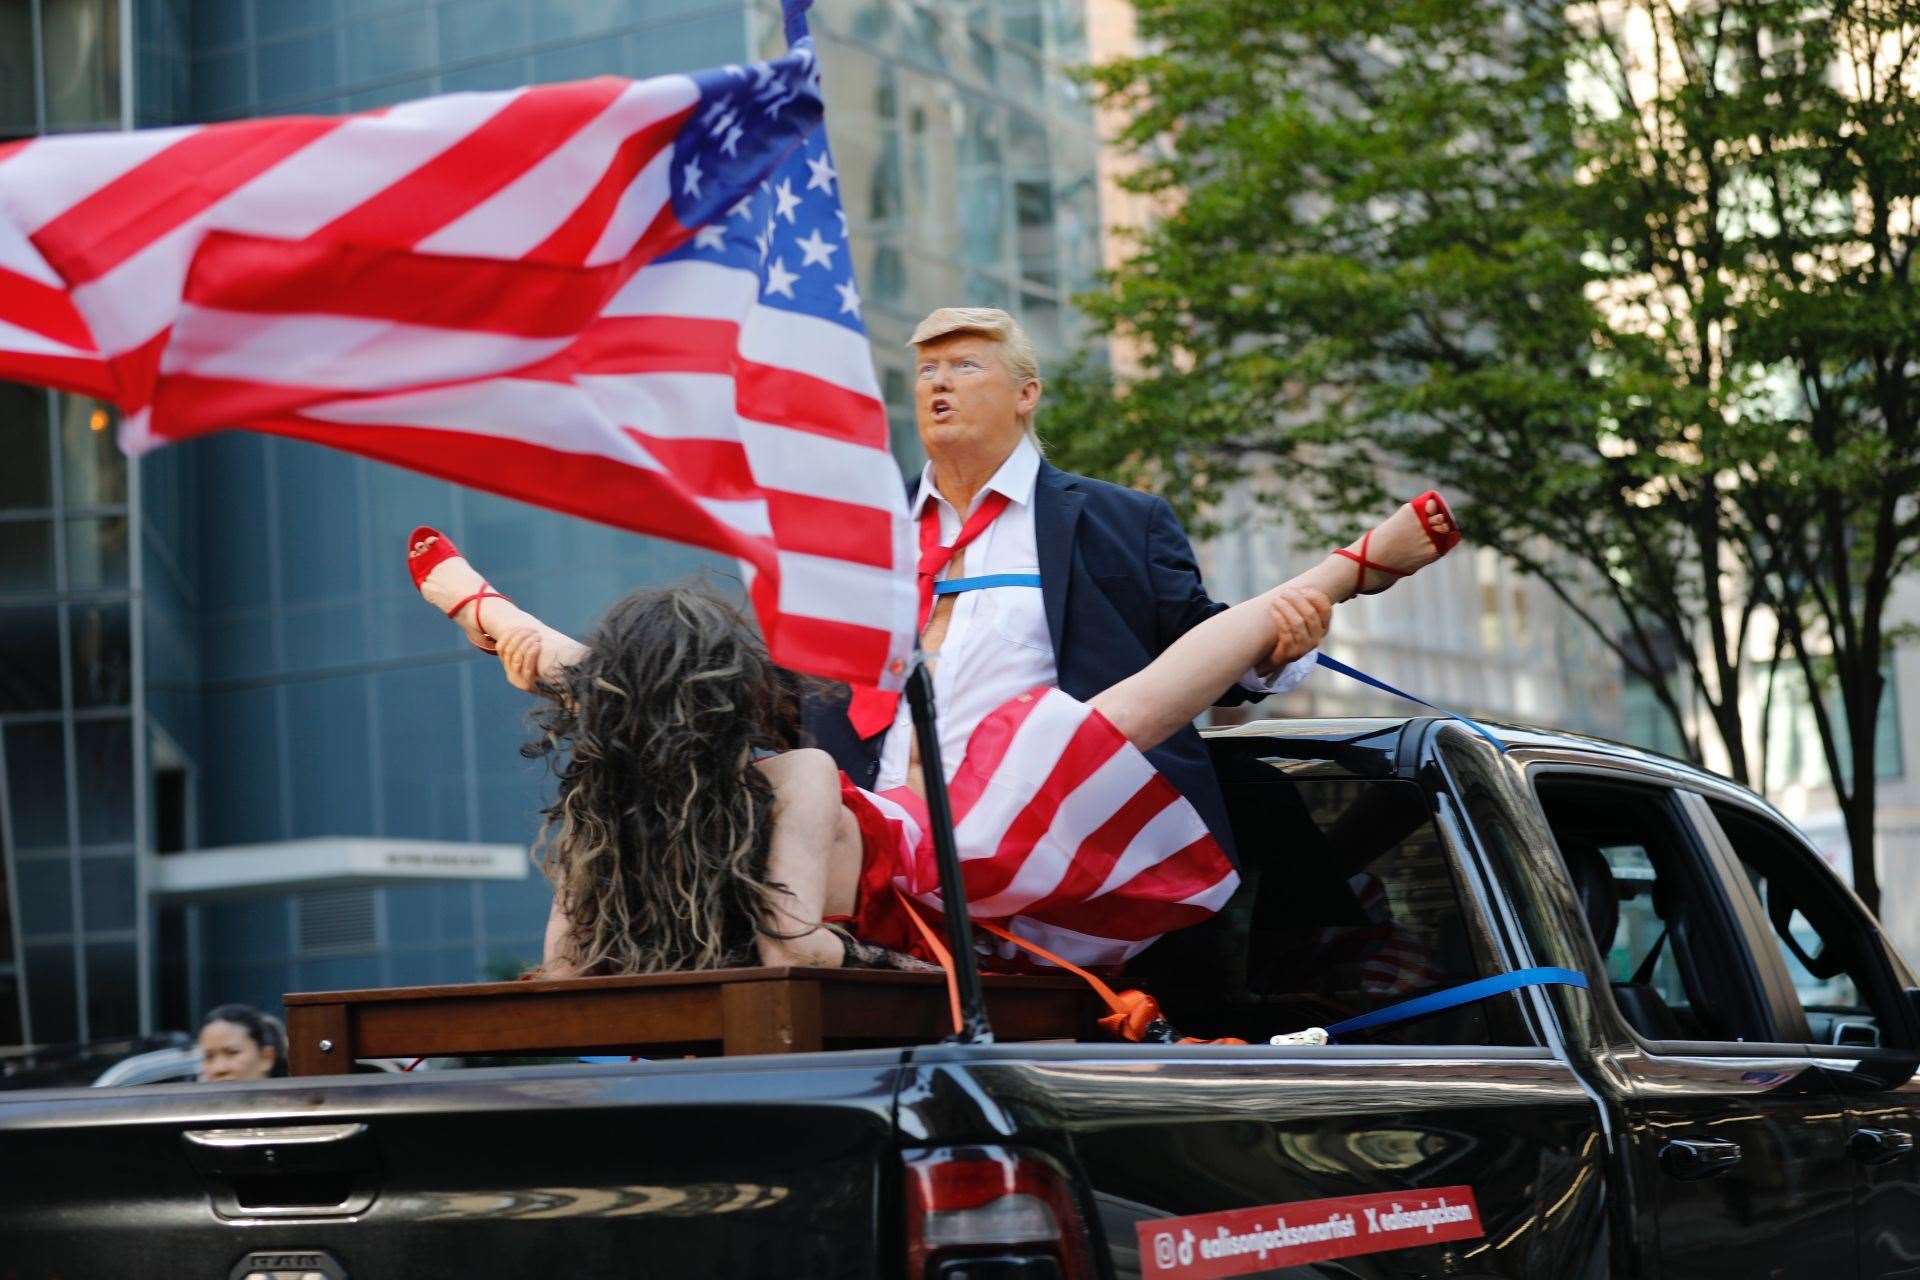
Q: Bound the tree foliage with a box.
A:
[1053,0,1920,909]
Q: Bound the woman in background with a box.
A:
[196,1003,288,1082]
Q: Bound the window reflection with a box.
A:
[4,724,68,854]
[86,940,139,1038]
[0,520,56,593]
[24,942,77,1045]
[80,856,136,932]
[59,396,125,508]
[1014,178,1057,289]
[74,718,134,845]
[0,384,52,511]
[0,5,34,133]
[69,601,131,709]
[956,94,1007,266]
[900,71,960,257]
[899,4,943,67]
[0,607,62,713]
[65,516,130,590]
[42,0,123,130]
[15,856,75,937]
[1020,289,1062,349]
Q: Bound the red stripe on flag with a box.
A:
[313,79,630,248]
[105,329,170,416]
[1017,780,1183,920]
[940,689,1054,829]
[737,358,890,449]
[1027,861,1228,941]
[572,316,892,450]
[960,714,1130,903]
[0,349,118,401]
[0,265,98,351]
[529,107,690,264]
[142,407,770,567]
[767,614,898,692]
[35,118,342,285]
[566,315,737,375]
[621,430,758,501]
[766,492,897,568]
[181,230,619,337]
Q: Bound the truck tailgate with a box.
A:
[0,1051,904,1280]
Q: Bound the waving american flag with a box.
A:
[0,3,916,691]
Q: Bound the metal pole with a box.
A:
[902,659,992,1044]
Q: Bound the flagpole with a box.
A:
[903,656,994,1044]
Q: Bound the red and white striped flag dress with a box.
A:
[0,32,916,692]
[842,687,1242,972]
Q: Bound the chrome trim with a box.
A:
[183,1122,368,1149]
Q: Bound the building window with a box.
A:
[42,0,123,131]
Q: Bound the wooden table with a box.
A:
[283,966,1099,1075]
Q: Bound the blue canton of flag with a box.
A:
[660,10,867,339]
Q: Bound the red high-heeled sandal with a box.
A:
[407,525,510,653]
[1332,490,1461,596]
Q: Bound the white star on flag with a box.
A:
[764,256,799,298]
[795,227,838,269]
[682,156,703,197]
[729,195,755,220]
[835,278,862,315]
[772,177,802,222]
[805,152,837,192]
[721,124,744,156]
[694,224,729,251]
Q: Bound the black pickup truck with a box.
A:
[6,716,1920,1280]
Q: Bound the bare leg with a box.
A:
[752,748,865,968]
[412,542,586,690]
[1092,497,1455,753]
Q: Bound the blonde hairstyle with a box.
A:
[908,307,1045,442]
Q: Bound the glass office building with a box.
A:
[0,0,1104,1048]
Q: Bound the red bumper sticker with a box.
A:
[1136,1185,1484,1279]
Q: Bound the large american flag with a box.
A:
[0,5,915,690]
[854,687,1242,971]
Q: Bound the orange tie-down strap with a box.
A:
[890,888,1246,1046]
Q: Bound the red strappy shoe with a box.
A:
[1332,489,1462,596]
[407,525,511,654]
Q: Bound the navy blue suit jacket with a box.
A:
[804,461,1254,863]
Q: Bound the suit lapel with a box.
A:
[1033,462,1084,655]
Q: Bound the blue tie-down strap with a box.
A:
[933,573,1044,596]
[1325,966,1590,1039]
[1313,651,1506,751]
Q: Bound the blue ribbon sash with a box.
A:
[933,573,1044,596]
[1325,966,1589,1038]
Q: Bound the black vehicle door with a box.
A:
[1521,758,1857,1280]
[1696,796,1920,1280]
[1010,725,1611,1280]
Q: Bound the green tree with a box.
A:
[1054,0,1920,911]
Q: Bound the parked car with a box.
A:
[3,716,1916,1279]
[90,1044,203,1087]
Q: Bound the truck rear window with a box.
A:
[1128,772,1531,1047]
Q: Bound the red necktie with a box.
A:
[846,489,1013,739]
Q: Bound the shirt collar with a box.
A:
[913,437,1042,518]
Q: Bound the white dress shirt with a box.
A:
[875,439,1315,789]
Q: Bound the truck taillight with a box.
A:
[903,1145,1095,1280]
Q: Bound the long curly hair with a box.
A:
[523,585,806,974]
